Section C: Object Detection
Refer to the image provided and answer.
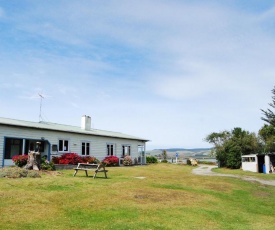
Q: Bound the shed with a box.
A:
[242,154,275,174]
[242,154,258,173]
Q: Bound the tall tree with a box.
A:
[205,128,259,168]
[205,131,230,167]
[258,124,275,153]
[261,86,275,126]
[162,150,168,162]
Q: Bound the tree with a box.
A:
[258,124,275,153]
[205,128,259,168]
[161,150,168,163]
[261,86,275,126]
[205,131,230,167]
[225,128,259,168]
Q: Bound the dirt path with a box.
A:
[192,165,275,186]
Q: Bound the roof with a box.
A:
[0,117,149,142]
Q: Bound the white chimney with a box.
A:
[81,115,91,130]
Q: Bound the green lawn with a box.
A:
[0,164,274,230]
[213,167,275,180]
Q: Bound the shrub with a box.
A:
[40,156,55,171]
[197,160,216,165]
[12,154,28,167]
[27,171,41,178]
[52,153,83,165]
[123,155,132,166]
[187,159,191,165]
[102,156,119,166]
[161,159,168,163]
[0,167,41,178]
[52,153,99,165]
[146,156,158,164]
[51,156,60,164]
[82,156,99,164]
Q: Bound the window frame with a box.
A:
[107,143,115,156]
[122,144,131,157]
[81,142,90,156]
[4,138,23,159]
[58,139,69,152]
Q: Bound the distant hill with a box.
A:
[156,148,212,152]
[146,148,213,158]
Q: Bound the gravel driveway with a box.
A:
[192,165,275,186]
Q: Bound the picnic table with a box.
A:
[73,163,108,179]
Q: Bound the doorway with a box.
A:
[257,155,265,173]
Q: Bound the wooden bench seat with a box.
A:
[73,163,108,179]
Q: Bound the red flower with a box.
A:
[103,156,119,166]
[12,154,28,167]
[53,153,99,165]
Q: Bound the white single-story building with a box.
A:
[0,116,149,167]
[241,154,275,174]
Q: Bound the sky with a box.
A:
[0,0,275,150]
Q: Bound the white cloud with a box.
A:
[0,7,5,18]
[1,1,275,149]
[257,5,275,21]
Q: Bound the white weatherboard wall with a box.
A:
[0,135,4,166]
[0,124,146,166]
[264,155,271,174]
[241,155,258,173]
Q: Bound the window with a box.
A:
[82,142,90,155]
[122,145,131,157]
[242,157,256,162]
[138,145,145,164]
[52,145,58,151]
[59,140,69,152]
[107,144,114,156]
[138,145,145,154]
[4,138,23,159]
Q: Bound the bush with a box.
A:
[82,156,99,164]
[161,159,168,163]
[102,156,119,166]
[40,156,55,171]
[0,167,41,178]
[197,160,216,165]
[51,156,60,164]
[187,159,191,165]
[123,155,132,166]
[12,154,28,167]
[52,153,83,165]
[146,156,158,164]
[27,171,41,178]
[52,153,99,165]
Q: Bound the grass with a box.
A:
[212,167,275,180]
[0,164,274,230]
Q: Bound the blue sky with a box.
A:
[0,0,275,150]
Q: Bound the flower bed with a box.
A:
[12,154,55,170]
[12,154,28,167]
[52,153,99,165]
[102,156,119,166]
[123,155,133,166]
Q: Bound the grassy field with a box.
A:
[0,164,274,230]
[213,167,275,180]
